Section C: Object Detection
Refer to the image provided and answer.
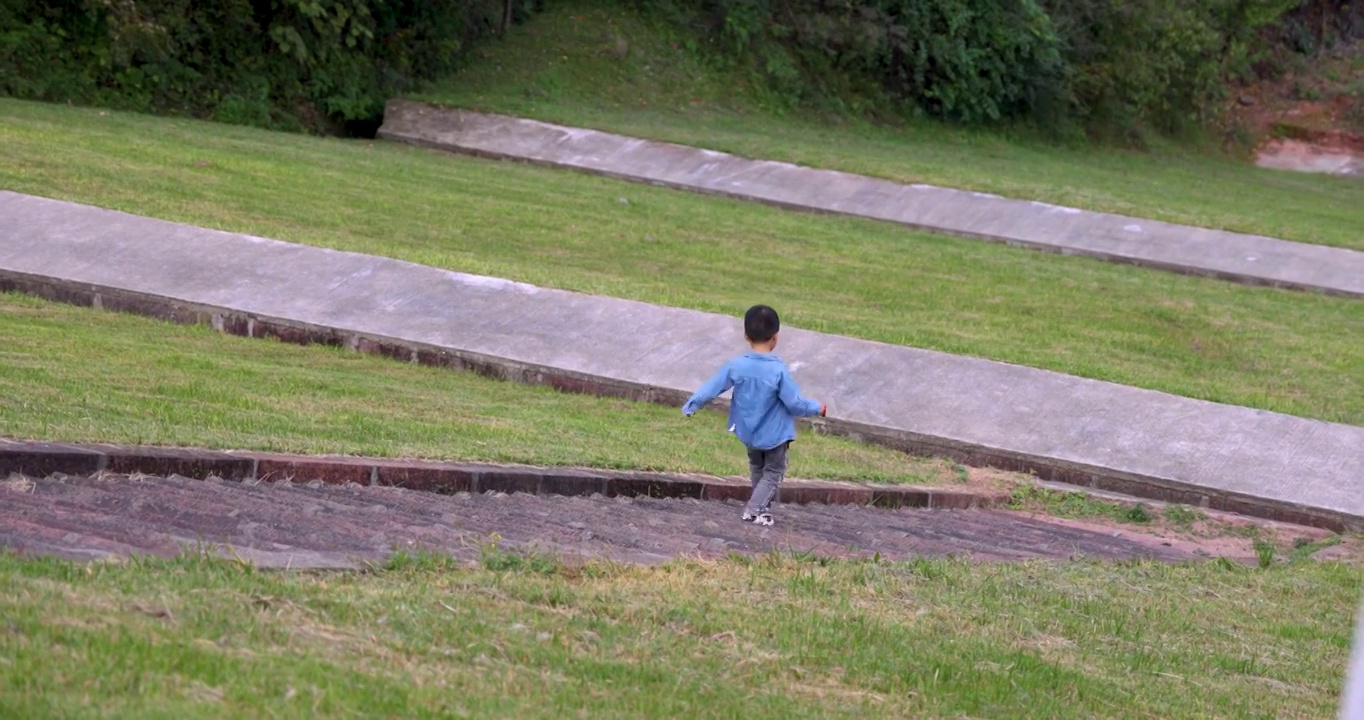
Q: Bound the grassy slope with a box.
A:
[413,1,1364,251]
[1,551,1358,718]
[1,99,1359,425]
[0,293,949,483]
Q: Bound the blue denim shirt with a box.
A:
[682,352,823,450]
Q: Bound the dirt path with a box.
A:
[7,473,1349,569]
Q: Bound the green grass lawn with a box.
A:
[4,22,1360,716]
[2,99,1359,425]
[413,0,1364,251]
[1,549,1358,718]
[0,293,954,484]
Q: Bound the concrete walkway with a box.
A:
[1,191,1360,530]
[378,100,1364,299]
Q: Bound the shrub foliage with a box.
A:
[643,0,1308,135]
[0,0,529,132]
[0,0,1352,136]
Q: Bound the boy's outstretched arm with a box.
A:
[682,364,734,416]
[777,367,825,417]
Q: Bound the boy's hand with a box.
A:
[820,404,828,417]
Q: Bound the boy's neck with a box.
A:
[748,341,777,354]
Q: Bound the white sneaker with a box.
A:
[751,513,774,527]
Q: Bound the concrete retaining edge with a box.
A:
[2,269,1357,533]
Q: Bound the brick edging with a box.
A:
[0,441,1010,511]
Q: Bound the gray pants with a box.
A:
[745,442,789,515]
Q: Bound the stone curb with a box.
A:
[0,441,1010,511]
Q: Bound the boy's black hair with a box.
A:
[744,304,780,343]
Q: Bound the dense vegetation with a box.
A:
[641,0,1362,136]
[0,0,542,133]
[0,0,1359,135]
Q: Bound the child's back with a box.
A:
[688,351,821,451]
[682,305,825,527]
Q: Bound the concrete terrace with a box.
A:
[377,100,1364,299]
[1,191,1360,530]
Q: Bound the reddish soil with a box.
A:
[1254,136,1364,174]
[1228,44,1364,174]
[1014,509,1359,565]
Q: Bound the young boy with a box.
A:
[682,305,826,527]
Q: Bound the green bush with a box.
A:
[1044,0,1300,136]
[0,0,526,133]
[647,0,1069,123]
[640,0,1301,137]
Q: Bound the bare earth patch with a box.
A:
[1255,135,1364,176]
[1007,485,1361,564]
